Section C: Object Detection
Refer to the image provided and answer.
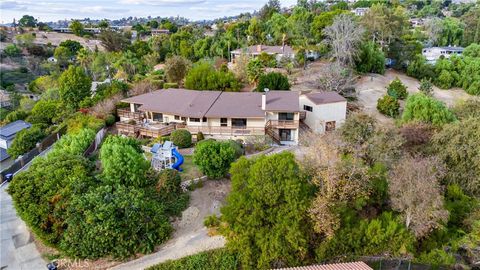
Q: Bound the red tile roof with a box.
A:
[274,262,373,270]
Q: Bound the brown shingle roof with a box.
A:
[274,262,373,270]
[122,89,300,118]
[265,91,300,112]
[304,91,346,105]
[205,92,264,118]
[122,89,222,118]
[231,45,294,55]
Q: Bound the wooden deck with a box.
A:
[116,121,185,138]
[186,126,265,136]
[117,109,144,121]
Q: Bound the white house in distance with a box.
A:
[352,7,369,16]
[117,89,347,145]
[422,46,464,62]
[230,45,295,64]
[300,92,347,133]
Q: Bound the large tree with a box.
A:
[323,14,364,66]
[98,30,130,52]
[388,156,449,238]
[18,15,37,27]
[221,152,314,269]
[58,65,92,109]
[164,55,191,84]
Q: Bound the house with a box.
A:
[422,46,464,62]
[118,89,347,145]
[409,18,424,28]
[0,90,12,109]
[352,7,369,16]
[0,120,32,161]
[299,91,347,133]
[151,29,170,36]
[230,45,295,64]
[274,261,373,270]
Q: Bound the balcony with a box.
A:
[117,108,144,121]
[266,120,299,129]
[186,126,265,136]
[116,121,185,138]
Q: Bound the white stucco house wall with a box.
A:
[299,92,347,133]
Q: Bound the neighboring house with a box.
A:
[422,46,464,62]
[275,261,373,270]
[409,18,424,28]
[0,90,12,109]
[230,45,295,64]
[151,29,170,36]
[300,91,347,134]
[91,79,111,94]
[352,7,369,16]
[118,89,347,145]
[0,120,32,161]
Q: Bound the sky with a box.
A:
[0,0,297,24]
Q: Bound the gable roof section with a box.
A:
[274,261,373,270]
[205,92,264,118]
[304,91,346,105]
[0,120,31,141]
[123,89,222,118]
[265,91,300,112]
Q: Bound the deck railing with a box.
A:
[117,109,144,121]
[267,120,299,129]
[186,126,265,136]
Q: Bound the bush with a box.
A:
[402,93,456,126]
[170,129,192,148]
[355,41,385,74]
[414,249,456,267]
[163,82,178,89]
[156,169,182,195]
[61,185,172,259]
[193,140,238,179]
[27,100,61,125]
[65,113,105,134]
[203,215,220,228]
[387,77,408,100]
[7,153,94,246]
[105,114,116,126]
[196,132,205,142]
[51,128,96,156]
[5,110,29,123]
[436,69,454,89]
[7,125,46,159]
[184,61,241,92]
[256,72,290,92]
[147,248,238,270]
[316,212,415,260]
[418,78,433,96]
[377,95,400,117]
[4,44,22,57]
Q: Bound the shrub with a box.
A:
[316,212,415,260]
[256,72,290,92]
[203,215,220,228]
[100,136,151,187]
[7,125,46,159]
[418,78,433,95]
[387,77,408,100]
[156,169,182,195]
[376,95,400,117]
[170,129,192,148]
[402,93,456,126]
[7,153,94,246]
[414,249,456,267]
[184,61,241,92]
[51,128,96,156]
[147,248,238,270]
[105,114,116,126]
[453,99,480,120]
[5,110,29,123]
[61,185,172,259]
[163,82,178,89]
[65,113,105,134]
[436,69,454,89]
[27,100,61,125]
[196,132,205,142]
[355,41,385,74]
[4,44,22,57]
[193,140,238,179]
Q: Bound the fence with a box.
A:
[83,128,107,157]
[361,257,451,270]
[0,127,66,183]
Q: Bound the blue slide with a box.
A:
[171,148,184,172]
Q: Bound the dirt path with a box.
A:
[110,180,230,270]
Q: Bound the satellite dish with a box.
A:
[264,88,270,93]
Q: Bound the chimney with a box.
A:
[262,89,269,110]
[257,45,262,53]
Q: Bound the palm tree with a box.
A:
[76,48,92,75]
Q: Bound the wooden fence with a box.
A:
[83,128,107,157]
[0,127,66,183]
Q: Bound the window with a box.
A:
[279,129,293,141]
[279,113,294,121]
[303,105,313,112]
[152,112,163,122]
[325,121,336,132]
[220,118,228,127]
[174,115,180,120]
[190,118,201,122]
[133,103,141,112]
[231,118,247,127]
[181,117,187,121]
[202,117,207,122]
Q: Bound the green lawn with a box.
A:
[179,155,203,180]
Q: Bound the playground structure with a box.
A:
[150,141,184,172]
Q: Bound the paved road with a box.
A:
[0,184,47,270]
[0,146,53,270]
